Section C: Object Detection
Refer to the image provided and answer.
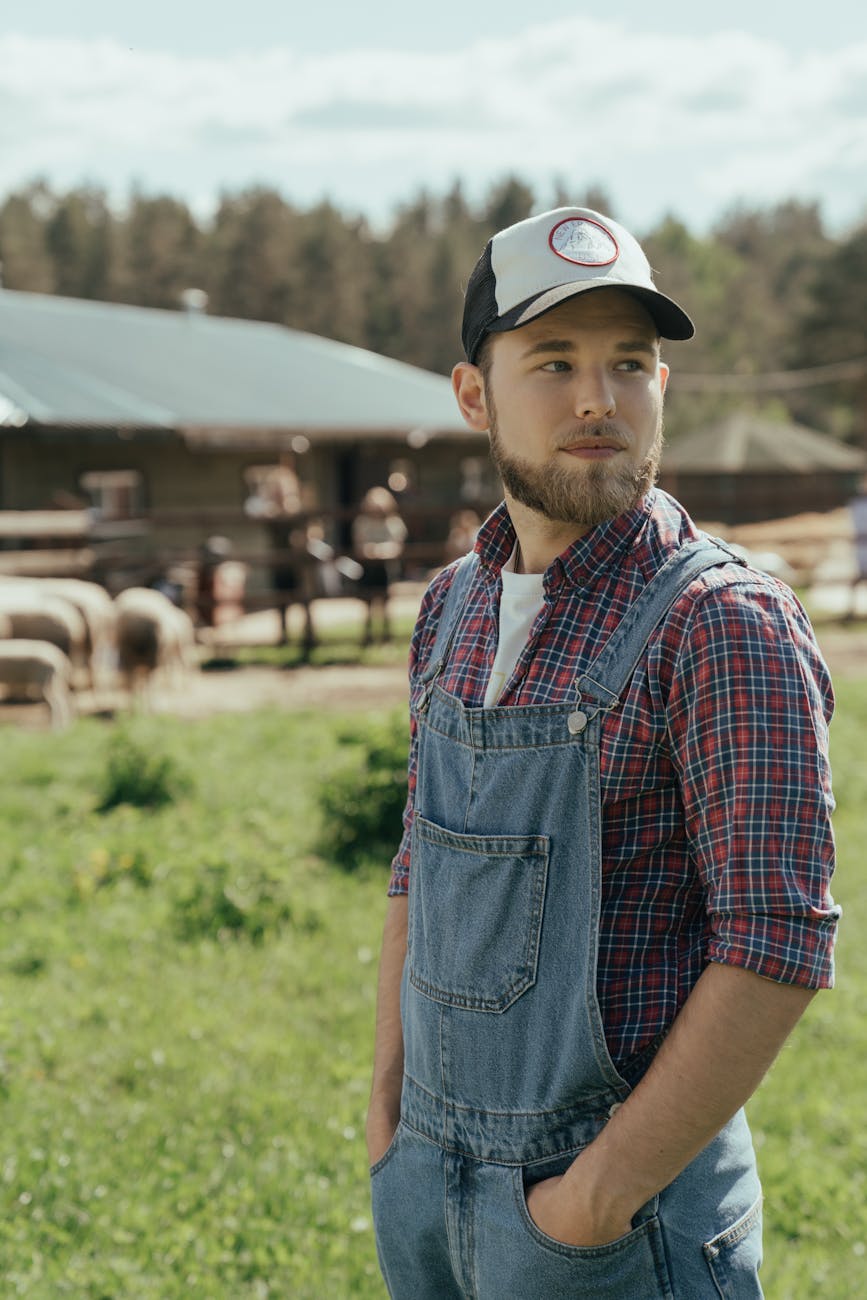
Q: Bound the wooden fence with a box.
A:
[0,503,861,636]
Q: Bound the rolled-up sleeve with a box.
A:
[666,577,840,988]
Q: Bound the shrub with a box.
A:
[172,858,294,943]
[317,713,408,869]
[98,727,191,812]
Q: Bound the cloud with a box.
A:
[194,122,281,149]
[290,101,478,132]
[0,25,864,230]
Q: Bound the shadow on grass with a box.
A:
[201,617,416,673]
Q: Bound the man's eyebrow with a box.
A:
[519,338,575,359]
[615,338,659,356]
[520,336,659,359]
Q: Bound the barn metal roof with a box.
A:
[0,289,468,438]
[662,411,866,473]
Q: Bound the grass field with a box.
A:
[0,672,865,1297]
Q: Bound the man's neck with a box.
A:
[507,495,591,575]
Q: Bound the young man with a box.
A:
[367,207,839,1298]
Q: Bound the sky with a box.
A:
[1,1,866,235]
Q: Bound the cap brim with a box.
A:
[488,281,695,342]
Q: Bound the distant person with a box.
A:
[846,477,867,621]
[352,487,407,645]
[367,206,839,1298]
[244,456,303,521]
[195,534,232,626]
[195,535,247,628]
[443,509,481,566]
[245,459,316,651]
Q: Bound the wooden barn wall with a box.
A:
[658,470,862,525]
[0,427,494,561]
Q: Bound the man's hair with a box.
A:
[475,334,494,391]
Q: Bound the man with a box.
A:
[367,207,839,1298]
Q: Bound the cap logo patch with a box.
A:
[549,217,618,267]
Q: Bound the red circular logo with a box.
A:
[549,217,618,267]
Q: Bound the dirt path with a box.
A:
[809,625,867,680]
[128,617,867,721]
[150,662,409,718]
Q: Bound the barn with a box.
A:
[0,289,495,592]
[659,410,866,525]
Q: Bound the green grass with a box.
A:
[0,712,389,1298]
[0,679,864,1297]
[744,676,867,1298]
[208,613,418,671]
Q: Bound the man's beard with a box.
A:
[488,412,663,528]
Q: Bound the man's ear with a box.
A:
[451,362,490,432]
[658,361,670,396]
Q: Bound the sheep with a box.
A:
[0,583,89,685]
[0,640,75,729]
[0,577,117,690]
[35,578,117,688]
[115,587,197,698]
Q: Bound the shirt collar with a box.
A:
[474,494,654,591]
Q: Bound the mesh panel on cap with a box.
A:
[461,242,498,364]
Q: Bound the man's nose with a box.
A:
[572,368,616,419]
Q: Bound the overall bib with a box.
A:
[372,540,763,1299]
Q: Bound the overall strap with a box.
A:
[418,550,480,689]
[576,537,746,714]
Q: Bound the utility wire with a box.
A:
[673,356,867,393]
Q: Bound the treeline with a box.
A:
[1,177,865,441]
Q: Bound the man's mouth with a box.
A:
[559,440,626,460]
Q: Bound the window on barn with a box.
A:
[79,470,144,520]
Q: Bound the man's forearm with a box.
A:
[366,894,408,1162]
[530,962,816,1245]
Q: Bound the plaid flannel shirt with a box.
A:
[390,489,839,1069]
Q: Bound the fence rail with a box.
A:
[0,506,861,631]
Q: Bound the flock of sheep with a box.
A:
[0,578,197,728]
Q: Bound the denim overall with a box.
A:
[371,539,764,1299]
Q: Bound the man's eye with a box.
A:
[541,360,570,372]
[616,359,644,372]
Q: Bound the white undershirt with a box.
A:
[483,545,546,707]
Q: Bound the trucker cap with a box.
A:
[461,206,695,364]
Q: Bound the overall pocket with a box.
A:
[703,1194,763,1297]
[369,1120,405,1178]
[510,1169,674,1299]
[409,815,549,1013]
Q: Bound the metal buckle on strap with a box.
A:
[417,660,444,715]
[568,675,621,735]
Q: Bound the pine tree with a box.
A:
[0,181,56,292]
[45,187,114,300]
